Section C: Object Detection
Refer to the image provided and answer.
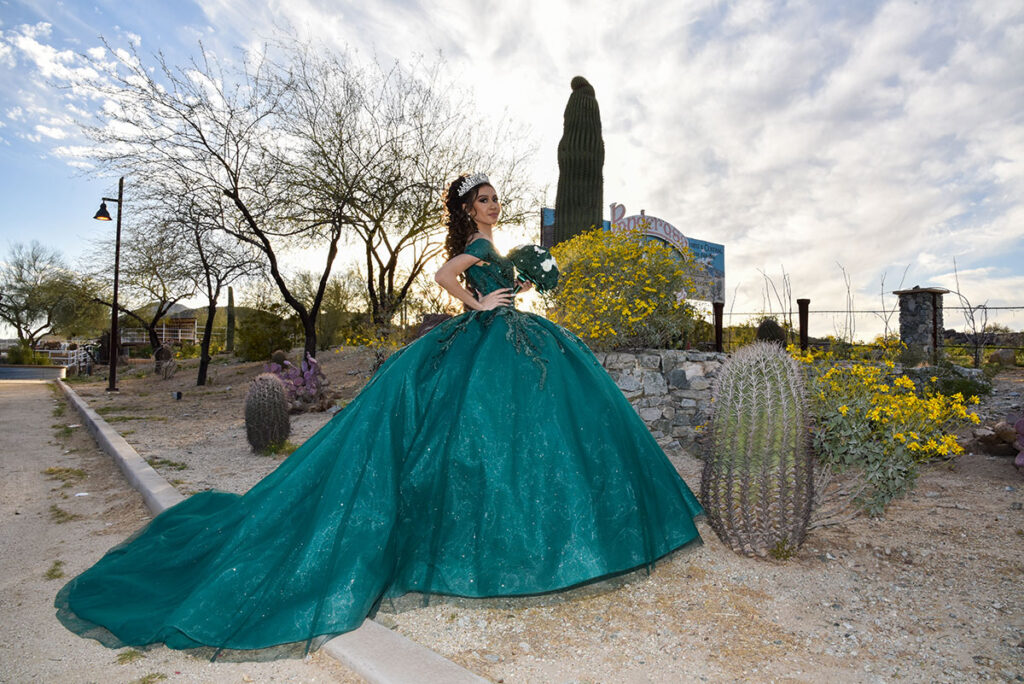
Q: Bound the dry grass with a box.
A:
[48,504,79,524]
[116,649,146,665]
[42,467,86,487]
[43,560,65,580]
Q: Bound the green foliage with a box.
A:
[548,227,704,350]
[755,318,787,345]
[244,373,291,454]
[175,342,200,359]
[554,76,604,244]
[5,342,52,365]
[130,345,153,359]
[292,270,367,351]
[235,309,298,362]
[0,241,106,346]
[701,342,814,558]
[794,345,980,516]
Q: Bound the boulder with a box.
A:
[994,421,1017,444]
[973,426,1018,456]
[988,348,1016,366]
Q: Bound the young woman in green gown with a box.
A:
[57,173,703,658]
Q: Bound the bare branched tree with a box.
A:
[78,42,329,355]
[277,47,538,330]
[78,41,537,355]
[874,265,909,340]
[156,176,264,385]
[88,221,197,351]
[834,262,856,343]
[952,258,992,368]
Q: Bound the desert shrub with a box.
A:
[755,318,787,346]
[235,309,298,362]
[175,342,200,359]
[547,227,704,350]
[793,345,980,517]
[5,343,51,365]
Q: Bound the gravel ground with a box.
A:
[41,354,1024,682]
[0,380,361,684]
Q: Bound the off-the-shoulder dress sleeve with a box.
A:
[463,239,494,261]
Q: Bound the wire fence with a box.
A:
[712,304,1024,360]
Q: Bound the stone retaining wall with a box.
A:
[595,349,726,455]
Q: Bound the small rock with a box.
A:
[483,653,500,662]
[1011,502,1022,511]
[994,421,1017,444]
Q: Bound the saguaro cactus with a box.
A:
[701,342,814,558]
[226,286,235,353]
[554,76,605,245]
[244,373,290,453]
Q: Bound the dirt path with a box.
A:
[0,381,360,684]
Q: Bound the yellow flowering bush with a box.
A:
[793,344,980,516]
[548,227,704,350]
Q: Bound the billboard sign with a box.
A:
[609,203,725,303]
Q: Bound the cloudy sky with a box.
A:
[1,0,1022,339]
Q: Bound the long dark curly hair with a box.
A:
[444,175,491,260]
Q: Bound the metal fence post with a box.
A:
[713,302,724,353]
[797,298,810,351]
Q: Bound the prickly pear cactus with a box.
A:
[554,76,605,245]
[244,373,291,453]
[701,341,814,558]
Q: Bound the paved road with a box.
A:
[0,381,359,683]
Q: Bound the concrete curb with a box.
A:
[56,380,486,684]
[59,381,185,514]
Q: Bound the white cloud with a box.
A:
[2,0,1019,338]
[0,41,14,68]
[34,124,66,139]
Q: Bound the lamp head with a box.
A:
[93,202,112,221]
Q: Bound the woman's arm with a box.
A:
[434,254,512,311]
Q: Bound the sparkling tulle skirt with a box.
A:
[57,307,703,658]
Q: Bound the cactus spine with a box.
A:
[554,76,605,245]
[701,342,814,558]
[226,286,235,353]
[245,373,291,453]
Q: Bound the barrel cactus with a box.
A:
[554,76,605,245]
[244,373,291,453]
[700,341,814,558]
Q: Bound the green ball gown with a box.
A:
[57,238,703,659]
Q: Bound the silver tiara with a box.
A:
[458,173,490,197]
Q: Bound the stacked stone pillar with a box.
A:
[893,286,948,365]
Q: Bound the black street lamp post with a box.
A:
[94,176,124,392]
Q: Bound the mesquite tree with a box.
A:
[76,40,537,353]
[277,47,537,329]
[0,242,104,347]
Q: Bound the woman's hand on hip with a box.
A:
[477,288,513,310]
